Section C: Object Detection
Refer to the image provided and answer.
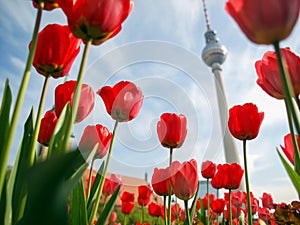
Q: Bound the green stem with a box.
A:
[284,100,300,174]
[184,200,191,225]
[273,42,300,135]
[0,1,44,199]
[167,147,173,225]
[243,140,253,225]
[141,204,145,223]
[207,178,210,225]
[62,38,92,152]
[163,195,167,225]
[29,75,50,165]
[123,214,127,225]
[228,189,232,225]
[89,120,119,224]
[87,157,95,200]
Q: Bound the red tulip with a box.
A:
[217,163,244,190]
[211,198,226,214]
[148,203,163,217]
[121,191,135,202]
[38,110,58,145]
[97,81,143,122]
[225,0,300,44]
[151,167,172,196]
[258,207,271,223]
[201,160,217,179]
[136,223,150,225]
[32,24,81,78]
[170,160,198,200]
[228,190,245,208]
[79,124,112,159]
[56,0,133,45]
[200,193,216,210]
[137,185,152,206]
[32,0,59,11]
[256,48,300,99]
[157,113,187,149]
[261,193,274,209]
[281,133,300,165]
[228,103,264,140]
[102,174,124,196]
[171,203,185,222]
[121,201,134,214]
[211,170,225,190]
[55,80,94,123]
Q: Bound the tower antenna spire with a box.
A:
[201,0,211,31]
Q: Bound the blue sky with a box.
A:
[0,0,299,202]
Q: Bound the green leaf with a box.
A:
[48,103,72,156]
[12,109,34,224]
[0,79,12,152]
[71,180,88,225]
[95,185,121,225]
[189,182,200,216]
[17,150,86,225]
[87,162,104,215]
[277,149,300,194]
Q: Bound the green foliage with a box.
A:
[115,203,164,225]
[277,149,300,195]
[12,109,34,224]
[71,179,88,225]
[16,149,87,225]
[96,185,121,225]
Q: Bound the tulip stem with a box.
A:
[284,99,300,175]
[28,75,50,165]
[141,204,145,223]
[62,38,92,153]
[167,147,173,225]
[89,120,119,224]
[184,200,191,225]
[163,196,167,225]
[87,157,95,200]
[207,179,210,225]
[123,214,127,225]
[243,140,253,225]
[0,1,44,199]
[273,42,300,140]
[228,189,232,225]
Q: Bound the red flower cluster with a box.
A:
[137,185,152,206]
[121,191,135,214]
[211,163,244,190]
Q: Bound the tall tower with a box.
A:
[201,0,241,164]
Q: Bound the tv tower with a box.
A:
[201,0,241,164]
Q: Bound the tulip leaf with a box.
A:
[17,149,86,225]
[12,109,34,224]
[48,103,72,156]
[71,179,88,225]
[189,182,200,215]
[277,148,300,194]
[87,162,104,216]
[95,185,121,225]
[0,79,12,152]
